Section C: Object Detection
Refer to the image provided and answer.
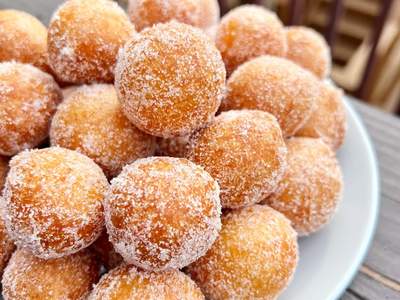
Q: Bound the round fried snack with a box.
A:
[115,21,226,138]
[286,26,331,79]
[156,135,190,158]
[0,9,49,72]
[263,137,343,236]
[186,205,298,300]
[187,110,287,209]
[0,62,61,156]
[221,55,320,137]
[2,147,109,259]
[105,157,221,271]
[50,84,156,178]
[215,5,287,75]
[91,230,123,270]
[88,264,204,300]
[0,156,15,274]
[128,0,219,32]
[48,0,135,84]
[296,82,347,150]
[2,249,100,300]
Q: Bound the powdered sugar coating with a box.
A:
[47,0,135,84]
[2,249,100,300]
[187,110,287,209]
[296,82,347,150]
[186,205,298,300]
[0,10,49,72]
[221,55,320,137]
[0,156,14,275]
[263,137,343,236]
[286,26,331,79]
[88,264,204,300]
[0,62,62,156]
[104,156,221,271]
[156,135,191,158]
[216,5,287,75]
[2,147,109,259]
[115,21,226,138]
[50,84,156,178]
[128,0,220,32]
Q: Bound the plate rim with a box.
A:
[328,99,380,300]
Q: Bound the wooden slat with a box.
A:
[325,0,344,47]
[355,0,394,98]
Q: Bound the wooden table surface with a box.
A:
[1,1,399,299]
[341,100,400,300]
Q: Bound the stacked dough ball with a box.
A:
[0,1,347,299]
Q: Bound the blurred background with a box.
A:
[1,0,399,115]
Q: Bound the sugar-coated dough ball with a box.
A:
[2,249,100,300]
[0,158,15,275]
[0,10,49,72]
[2,147,109,259]
[91,230,123,270]
[115,21,226,138]
[263,137,343,235]
[222,55,320,137]
[156,136,190,158]
[128,0,219,32]
[296,82,347,150]
[286,26,331,79]
[50,84,156,178]
[105,156,221,271]
[186,205,298,300]
[216,5,287,75]
[48,0,135,84]
[0,62,61,156]
[187,110,287,209]
[88,264,204,300]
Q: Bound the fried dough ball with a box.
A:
[128,0,219,32]
[105,157,221,271]
[215,5,287,75]
[296,82,347,150]
[263,137,343,236]
[2,249,100,300]
[286,26,331,79]
[48,0,135,84]
[91,230,123,270]
[0,62,61,156]
[0,10,49,72]
[221,55,320,137]
[115,21,226,138]
[0,158,15,274]
[2,147,109,259]
[187,110,287,209]
[88,264,204,300]
[50,84,156,178]
[156,136,190,158]
[186,205,298,300]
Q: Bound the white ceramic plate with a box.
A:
[280,98,380,300]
